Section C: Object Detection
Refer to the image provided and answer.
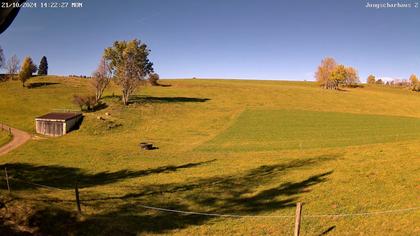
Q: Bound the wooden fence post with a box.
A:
[9,127,11,135]
[294,202,303,236]
[75,181,81,213]
[4,167,10,193]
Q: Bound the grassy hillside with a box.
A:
[0,76,419,235]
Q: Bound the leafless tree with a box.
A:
[91,57,111,102]
[5,54,20,80]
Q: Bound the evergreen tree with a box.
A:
[38,56,48,75]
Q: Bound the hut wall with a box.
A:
[64,116,82,133]
[35,120,64,136]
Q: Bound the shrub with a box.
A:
[367,75,376,84]
[148,73,160,86]
[72,95,97,111]
[413,82,420,92]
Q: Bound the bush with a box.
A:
[148,73,160,86]
[413,83,420,92]
[367,75,376,84]
[72,95,97,111]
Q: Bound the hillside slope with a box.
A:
[0,77,419,235]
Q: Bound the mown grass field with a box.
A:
[199,109,420,152]
[0,76,419,235]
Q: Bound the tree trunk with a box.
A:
[122,93,129,105]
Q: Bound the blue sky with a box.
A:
[1,0,419,81]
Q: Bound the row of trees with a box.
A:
[0,46,48,85]
[17,56,48,87]
[315,57,359,89]
[366,74,419,91]
[316,57,419,92]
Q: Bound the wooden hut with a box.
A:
[35,112,82,136]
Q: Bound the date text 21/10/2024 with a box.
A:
[1,2,83,8]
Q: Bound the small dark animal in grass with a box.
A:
[139,142,158,150]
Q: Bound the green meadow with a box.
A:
[0,76,419,235]
[199,109,420,152]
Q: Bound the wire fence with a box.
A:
[1,167,419,220]
[3,173,419,236]
[119,204,420,219]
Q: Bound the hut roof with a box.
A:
[36,112,82,121]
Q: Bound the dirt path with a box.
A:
[0,125,31,156]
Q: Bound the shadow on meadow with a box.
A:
[27,82,60,89]
[76,155,336,235]
[1,154,338,235]
[0,160,215,190]
[103,95,210,104]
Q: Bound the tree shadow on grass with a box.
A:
[129,95,210,104]
[0,160,215,190]
[27,82,60,89]
[2,154,339,235]
[72,154,337,235]
[90,102,108,112]
[73,171,333,235]
[103,95,210,104]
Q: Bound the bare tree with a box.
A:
[91,57,111,102]
[5,54,20,80]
